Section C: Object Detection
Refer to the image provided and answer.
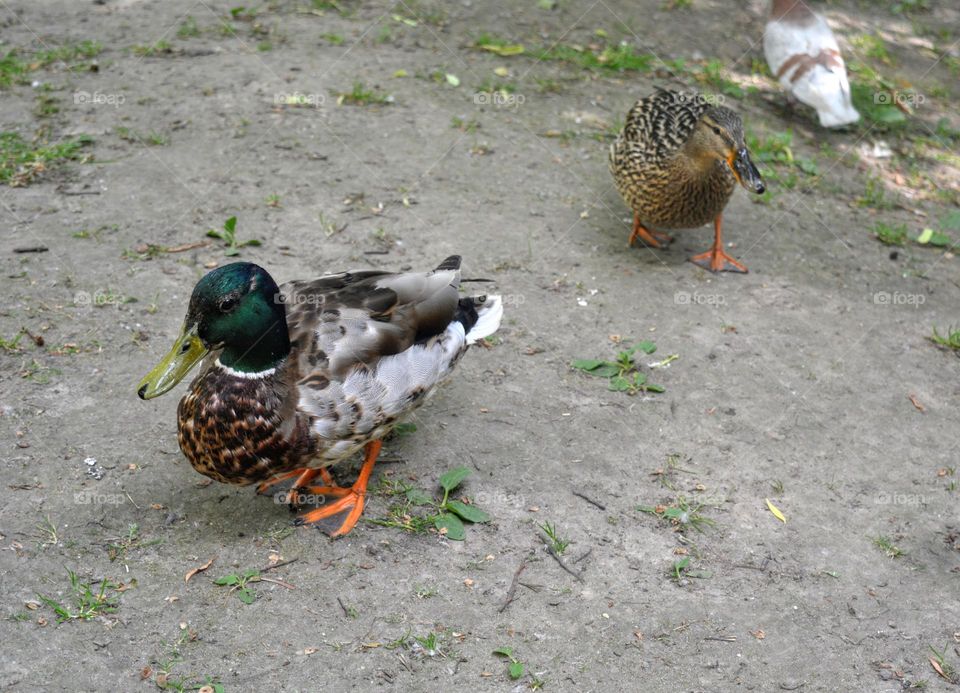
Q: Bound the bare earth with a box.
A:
[1,0,959,691]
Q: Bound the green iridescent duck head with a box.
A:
[137,262,290,400]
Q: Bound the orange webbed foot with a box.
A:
[628,214,673,248]
[293,441,382,538]
[688,248,748,273]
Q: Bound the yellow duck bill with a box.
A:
[137,324,208,400]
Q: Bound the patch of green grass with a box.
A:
[116,126,168,146]
[106,523,162,561]
[0,50,29,88]
[206,215,262,256]
[0,131,92,186]
[131,40,173,57]
[0,41,102,88]
[34,90,59,118]
[746,130,818,178]
[930,326,960,351]
[858,175,894,209]
[695,59,746,98]
[890,0,929,12]
[177,16,201,39]
[873,221,908,246]
[572,341,666,394]
[265,193,281,207]
[536,42,655,72]
[848,70,908,129]
[368,466,490,540]
[851,33,893,64]
[538,521,570,555]
[36,40,102,66]
[21,359,61,383]
[451,116,480,133]
[321,32,344,45]
[38,569,121,622]
[637,496,717,532]
[873,535,905,558]
[335,81,392,106]
[0,331,24,353]
[928,644,959,684]
[493,646,526,680]
[214,569,261,604]
[413,631,442,656]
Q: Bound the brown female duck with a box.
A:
[610,89,766,272]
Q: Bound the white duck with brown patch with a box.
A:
[763,0,860,128]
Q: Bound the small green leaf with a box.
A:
[686,569,712,579]
[242,238,262,246]
[445,73,460,87]
[942,210,960,231]
[434,513,465,540]
[446,500,490,523]
[608,376,631,391]
[571,358,606,371]
[508,661,525,679]
[634,340,657,354]
[206,229,224,239]
[643,384,666,393]
[237,588,256,604]
[916,227,934,244]
[492,646,513,658]
[224,247,240,257]
[438,466,471,492]
[633,372,647,386]
[636,504,657,514]
[405,487,433,506]
[394,422,417,436]
[214,575,239,586]
[223,216,237,233]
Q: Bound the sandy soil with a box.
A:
[1,0,959,691]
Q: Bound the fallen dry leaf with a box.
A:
[185,557,216,584]
[302,647,319,656]
[765,498,787,523]
[929,656,951,681]
[908,394,926,412]
[751,629,766,640]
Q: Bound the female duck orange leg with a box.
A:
[688,213,748,273]
[295,440,382,537]
[628,213,673,248]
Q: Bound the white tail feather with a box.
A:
[466,295,503,345]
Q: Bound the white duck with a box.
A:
[763,0,860,128]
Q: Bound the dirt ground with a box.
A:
[1,0,959,690]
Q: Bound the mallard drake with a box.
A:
[764,0,859,128]
[137,257,502,537]
[609,89,766,273]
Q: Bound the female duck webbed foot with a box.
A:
[628,214,673,248]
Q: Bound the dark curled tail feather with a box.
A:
[435,255,462,271]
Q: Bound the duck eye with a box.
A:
[711,126,721,136]
[218,297,239,313]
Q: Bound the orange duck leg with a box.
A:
[295,440,382,537]
[688,213,748,273]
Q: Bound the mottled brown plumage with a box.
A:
[609,89,765,272]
